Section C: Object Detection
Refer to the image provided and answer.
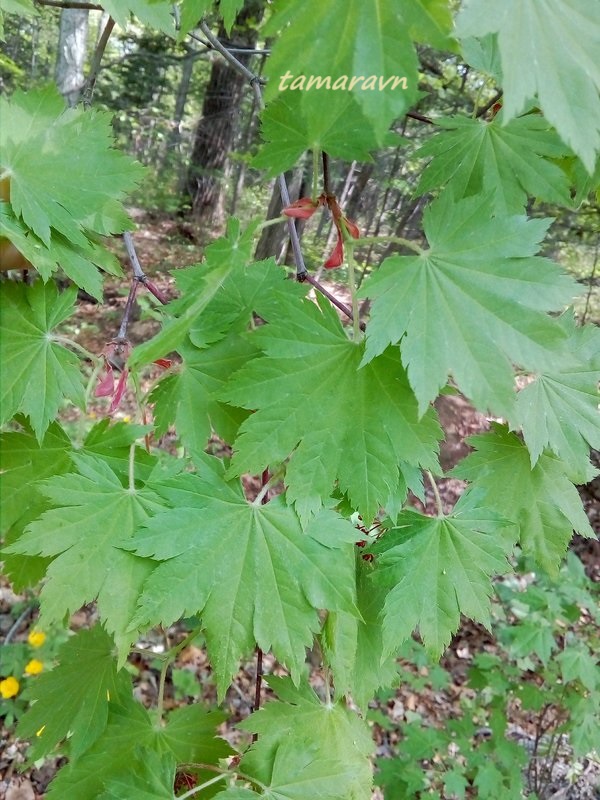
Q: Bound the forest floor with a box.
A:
[1,212,599,800]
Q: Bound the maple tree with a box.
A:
[1,1,599,798]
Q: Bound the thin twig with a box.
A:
[117,279,139,340]
[407,110,434,125]
[426,470,444,516]
[35,0,102,8]
[251,470,269,741]
[322,151,331,196]
[81,15,115,108]
[197,21,265,85]
[122,231,169,305]
[197,21,308,278]
[302,273,366,330]
[3,604,35,645]
[252,646,263,743]
[188,32,270,55]
[581,237,599,325]
[476,89,503,118]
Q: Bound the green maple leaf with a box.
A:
[17,626,130,761]
[177,1,212,41]
[0,204,121,300]
[452,424,595,574]
[359,191,579,416]
[150,334,254,452]
[239,677,373,800]
[46,692,230,799]
[455,0,600,172]
[376,492,514,657]
[0,281,85,439]
[81,418,160,483]
[0,419,71,589]
[126,465,358,698]
[0,419,71,536]
[263,0,418,144]
[557,646,599,692]
[98,0,174,32]
[254,93,380,175]
[402,0,457,50]
[222,294,441,523]
[98,751,176,800]
[323,554,398,710]
[416,114,571,213]
[0,87,143,290]
[505,619,556,664]
[514,315,600,477]
[4,453,167,655]
[182,257,306,349]
[129,219,269,368]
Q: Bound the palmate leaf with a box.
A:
[416,114,571,214]
[222,294,441,524]
[514,315,600,477]
[0,86,143,291]
[129,219,276,368]
[0,419,161,588]
[359,191,579,417]
[0,419,71,536]
[94,0,174,33]
[47,692,230,800]
[323,554,398,710]
[0,205,120,300]
[4,453,167,655]
[455,0,600,172]
[238,677,373,800]
[150,334,254,452]
[254,93,380,175]
[263,0,418,145]
[126,464,358,698]
[374,492,515,657]
[98,752,176,800]
[452,424,595,574]
[401,0,457,50]
[17,626,130,761]
[0,281,85,439]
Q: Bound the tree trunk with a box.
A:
[254,167,305,262]
[185,0,264,231]
[55,8,89,106]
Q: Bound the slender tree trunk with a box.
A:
[165,49,195,180]
[55,8,89,106]
[185,0,264,231]
[254,167,304,262]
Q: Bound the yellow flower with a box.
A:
[25,659,44,676]
[27,630,46,648]
[0,676,20,698]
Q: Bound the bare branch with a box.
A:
[407,110,434,125]
[117,279,139,341]
[122,231,169,305]
[35,0,102,9]
[475,89,503,118]
[81,15,115,108]
[303,273,365,330]
[197,21,308,279]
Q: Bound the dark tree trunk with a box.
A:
[185,0,264,230]
[254,167,305,262]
